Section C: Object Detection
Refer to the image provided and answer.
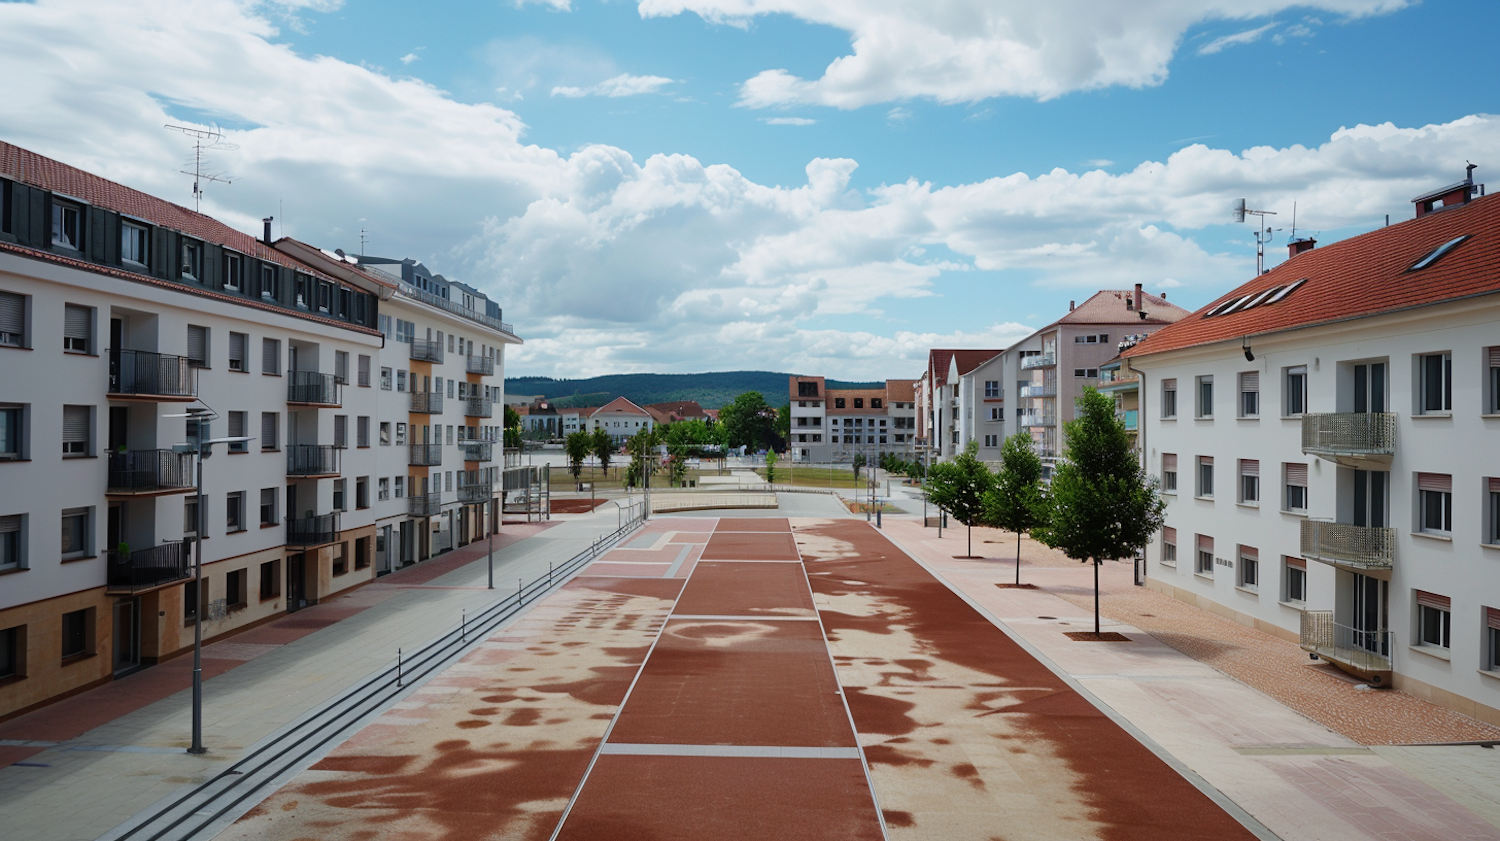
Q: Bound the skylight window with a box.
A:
[1237,286,1282,313]
[1265,278,1306,304]
[1409,235,1469,271]
[1217,294,1258,316]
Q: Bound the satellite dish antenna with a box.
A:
[1233,198,1278,275]
[165,125,238,212]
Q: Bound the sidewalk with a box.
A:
[879,516,1500,841]
[0,505,635,841]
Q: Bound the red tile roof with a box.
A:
[592,397,650,417]
[1057,290,1187,326]
[951,349,1001,377]
[1124,192,1500,358]
[885,379,916,402]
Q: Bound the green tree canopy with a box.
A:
[504,405,523,449]
[775,404,791,443]
[624,426,661,488]
[1034,387,1165,633]
[565,431,592,481]
[661,418,724,457]
[718,391,778,450]
[924,441,996,558]
[591,427,614,475]
[983,433,1050,585]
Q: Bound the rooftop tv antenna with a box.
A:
[1233,198,1279,275]
[360,228,369,256]
[165,125,238,212]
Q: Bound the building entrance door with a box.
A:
[112,598,140,674]
[286,553,307,612]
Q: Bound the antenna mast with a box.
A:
[360,228,369,256]
[165,125,238,212]
[1233,198,1279,276]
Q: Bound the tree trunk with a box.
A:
[1093,557,1100,635]
[967,523,972,558]
[1016,530,1022,585]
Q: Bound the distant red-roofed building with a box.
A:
[591,397,655,444]
[1124,170,1500,726]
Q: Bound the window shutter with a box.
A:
[262,339,278,374]
[1197,534,1213,552]
[1414,590,1450,611]
[0,515,19,534]
[1417,472,1451,493]
[1490,477,1500,493]
[1489,346,1500,367]
[228,412,245,438]
[187,325,207,365]
[261,413,277,448]
[1239,371,1258,391]
[64,305,90,342]
[1162,378,1176,390]
[358,354,370,380]
[0,292,24,338]
[1286,556,1306,570]
[1162,453,1177,472]
[1239,546,1258,560]
[1285,463,1308,486]
[335,415,347,447]
[1163,526,1176,543]
[1241,459,1259,477]
[229,332,247,368]
[63,406,88,443]
[1199,455,1213,465]
[1487,606,1500,631]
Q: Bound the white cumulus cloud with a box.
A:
[551,73,675,98]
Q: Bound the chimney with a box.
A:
[1069,300,1075,311]
[1288,237,1316,258]
[1412,164,1481,217]
[262,216,274,245]
[1133,283,1143,312]
[1160,291,1167,300]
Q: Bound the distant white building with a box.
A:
[787,377,918,462]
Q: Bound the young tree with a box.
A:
[776,404,791,442]
[1034,387,1166,634]
[565,431,592,485]
[624,426,660,488]
[923,441,996,558]
[764,450,777,485]
[983,433,1049,586]
[504,405,523,449]
[719,391,777,451]
[852,452,866,479]
[591,427,614,477]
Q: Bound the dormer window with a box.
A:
[51,201,81,250]
[180,240,202,281]
[835,397,846,409]
[223,252,243,291]
[854,398,864,409]
[121,221,149,266]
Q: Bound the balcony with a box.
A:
[1300,519,1395,571]
[1118,409,1139,431]
[460,440,494,462]
[107,349,197,400]
[107,541,191,594]
[463,396,493,418]
[1300,610,1392,684]
[1018,413,1056,428]
[1019,384,1056,398]
[466,355,495,376]
[408,492,443,517]
[456,472,494,504]
[410,443,443,466]
[410,392,443,414]
[286,444,340,477]
[409,339,444,363]
[107,450,194,495]
[396,280,513,335]
[287,371,341,407]
[1301,412,1397,468]
[286,513,340,548]
[1020,354,1056,370]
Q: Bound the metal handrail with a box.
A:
[459,440,493,462]
[408,338,444,363]
[1299,610,1392,672]
[466,355,495,375]
[463,396,493,417]
[286,513,340,548]
[409,443,443,466]
[286,444,340,476]
[1300,519,1395,570]
[287,370,340,405]
[410,392,443,414]
[408,492,444,516]
[1301,412,1397,456]
[107,542,190,592]
[107,349,197,398]
[1019,384,1056,398]
[397,280,514,335]
[107,450,193,493]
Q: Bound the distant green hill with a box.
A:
[505,371,887,410]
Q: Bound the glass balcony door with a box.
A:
[1352,469,1388,527]
[1353,363,1387,413]
[1350,572,1388,655]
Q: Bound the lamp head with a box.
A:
[1243,347,1255,362]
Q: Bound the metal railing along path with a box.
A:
[101,510,646,841]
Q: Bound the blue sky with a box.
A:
[2,0,1498,379]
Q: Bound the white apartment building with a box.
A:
[916,350,1001,461]
[592,397,654,444]
[787,377,917,462]
[1125,174,1500,726]
[0,143,390,719]
[954,351,1010,463]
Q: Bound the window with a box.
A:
[184,576,205,622]
[334,351,349,385]
[1281,365,1307,416]
[798,381,819,397]
[983,435,998,447]
[872,398,883,409]
[51,201,81,249]
[394,476,405,498]
[1239,460,1259,504]
[358,355,371,387]
[0,514,24,571]
[1196,376,1213,418]
[181,240,202,280]
[357,416,370,448]
[1415,591,1451,649]
[379,422,391,446]
[121,221,149,265]
[261,338,280,375]
[1161,379,1177,418]
[1238,546,1258,590]
[447,425,455,446]
[445,471,453,492]
[226,492,245,532]
[228,332,247,372]
[1238,372,1259,417]
[835,398,845,409]
[1197,456,1213,498]
[62,405,90,456]
[445,378,454,399]
[1409,236,1468,271]
[60,507,90,560]
[259,265,279,300]
[223,252,243,291]
[356,536,370,570]
[0,291,26,348]
[295,273,311,308]
[1161,527,1177,565]
[0,625,21,679]
[260,560,280,600]
[1161,454,1177,494]
[1418,352,1452,413]
[184,497,199,537]
[1073,368,1099,378]
[333,479,346,512]
[0,404,24,459]
[356,477,369,509]
[60,608,91,659]
[446,332,454,353]
[1284,463,1308,512]
[225,568,247,611]
[984,381,1000,398]
[1284,557,1307,603]
[395,319,414,343]
[1485,347,1500,414]
[396,423,407,446]
[334,415,348,449]
[187,325,208,368]
[379,477,390,500]
[381,367,393,390]
[1488,478,1500,545]
[396,370,407,392]
[1417,473,1452,534]
[260,488,277,527]
[332,542,347,576]
[317,281,332,312]
[1196,535,1214,575]
[227,411,248,453]
[989,407,1003,422]
[63,304,92,354]
[261,412,279,451]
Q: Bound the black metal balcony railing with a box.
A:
[409,339,444,363]
[396,280,513,335]
[460,440,493,462]
[1300,519,1396,571]
[466,355,495,376]
[107,450,194,494]
[457,475,494,504]
[1300,610,1392,678]
[286,444,341,477]
[107,541,191,593]
[411,392,443,414]
[463,396,493,418]
[409,443,443,466]
[408,492,443,517]
[286,513,340,548]
[1301,412,1397,467]
[286,370,341,406]
[108,349,197,399]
